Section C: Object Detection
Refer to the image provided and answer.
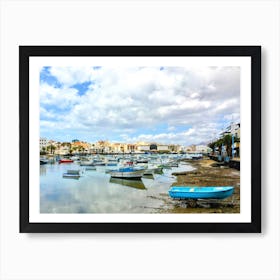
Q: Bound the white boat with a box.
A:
[85,166,97,171]
[67,170,80,175]
[63,169,81,179]
[63,173,80,179]
[110,167,144,179]
[143,166,163,175]
[80,161,95,166]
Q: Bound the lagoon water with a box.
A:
[40,162,193,213]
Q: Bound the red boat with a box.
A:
[59,159,74,164]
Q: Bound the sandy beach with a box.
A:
[162,158,240,213]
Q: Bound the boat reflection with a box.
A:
[109,177,146,190]
[40,165,47,176]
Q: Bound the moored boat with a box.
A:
[59,158,74,164]
[66,170,80,175]
[85,166,97,171]
[63,173,80,179]
[106,162,118,166]
[80,161,95,166]
[110,167,144,179]
[168,186,234,199]
[40,159,48,165]
[62,169,81,179]
[143,166,163,175]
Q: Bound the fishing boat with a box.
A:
[106,162,118,166]
[136,159,149,163]
[59,158,74,164]
[40,159,48,165]
[63,169,80,179]
[85,166,97,171]
[92,160,106,166]
[168,186,234,199]
[80,161,95,166]
[63,173,80,179]
[66,170,80,175]
[143,166,163,175]
[110,167,144,179]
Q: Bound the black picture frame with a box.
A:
[19,46,261,233]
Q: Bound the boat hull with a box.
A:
[110,171,143,179]
[59,159,74,163]
[110,168,144,179]
[169,186,234,199]
[63,173,80,179]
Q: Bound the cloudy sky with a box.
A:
[40,66,240,146]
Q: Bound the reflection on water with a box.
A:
[110,177,146,189]
[40,161,193,213]
[40,165,47,175]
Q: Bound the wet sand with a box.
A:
[160,158,240,213]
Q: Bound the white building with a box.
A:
[40,138,48,150]
[196,145,211,153]
[137,145,150,152]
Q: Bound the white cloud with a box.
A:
[40,66,240,145]
[40,83,80,109]
[49,66,94,86]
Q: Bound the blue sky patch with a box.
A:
[71,81,92,96]
[40,66,62,88]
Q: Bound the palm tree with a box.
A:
[46,144,56,154]
[68,143,72,154]
[222,134,232,157]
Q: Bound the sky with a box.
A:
[40,66,240,146]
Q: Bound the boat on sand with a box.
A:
[168,186,234,200]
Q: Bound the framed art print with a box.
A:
[19,46,261,233]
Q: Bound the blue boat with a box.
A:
[168,186,234,199]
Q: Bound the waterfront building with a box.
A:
[185,145,211,154]
[127,144,137,153]
[185,145,196,152]
[71,141,91,154]
[136,143,179,153]
[40,138,48,150]
[196,145,212,153]
[220,122,240,139]
[137,145,150,152]
[167,144,181,153]
[56,145,69,155]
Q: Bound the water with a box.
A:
[40,159,193,213]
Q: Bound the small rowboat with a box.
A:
[63,173,80,179]
[63,169,80,179]
[85,166,97,171]
[106,162,118,166]
[40,159,48,165]
[59,159,74,163]
[80,161,95,166]
[168,186,234,200]
[110,167,144,179]
[66,170,80,175]
[143,166,163,175]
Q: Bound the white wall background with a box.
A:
[0,0,279,279]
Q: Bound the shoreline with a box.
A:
[161,158,240,213]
